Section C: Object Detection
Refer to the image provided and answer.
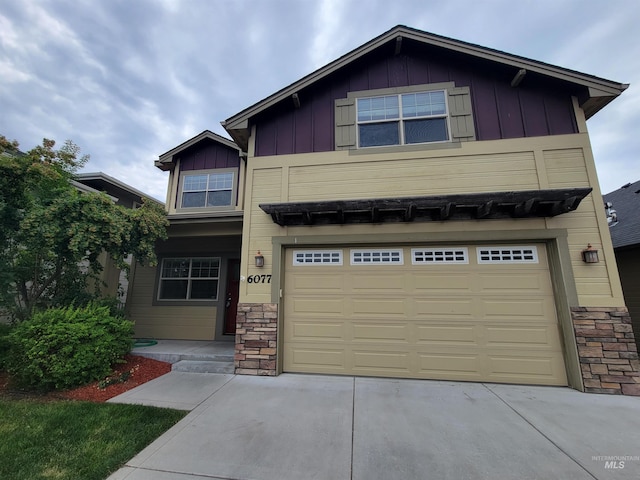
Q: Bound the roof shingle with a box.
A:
[603,180,640,249]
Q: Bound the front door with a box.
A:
[223,259,240,335]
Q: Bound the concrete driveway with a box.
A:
[108,373,640,480]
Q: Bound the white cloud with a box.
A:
[309,0,348,70]
[0,59,32,83]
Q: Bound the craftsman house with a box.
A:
[126,25,639,395]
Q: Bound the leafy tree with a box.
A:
[0,136,168,320]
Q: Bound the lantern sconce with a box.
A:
[255,250,265,268]
[581,244,599,264]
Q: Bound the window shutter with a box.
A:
[335,98,356,150]
[448,87,476,142]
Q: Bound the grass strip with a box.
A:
[0,398,186,480]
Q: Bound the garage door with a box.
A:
[283,244,567,386]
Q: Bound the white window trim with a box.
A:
[177,168,238,212]
[411,247,469,265]
[158,257,221,301]
[350,249,404,265]
[355,89,452,149]
[293,250,343,266]
[476,246,539,264]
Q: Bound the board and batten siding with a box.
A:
[127,263,219,340]
[239,133,624,309]
[254,45,577,156]
[179,141,240,172]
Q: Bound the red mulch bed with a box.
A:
[0,354,171,402]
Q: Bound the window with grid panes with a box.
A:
[181,172,234,208]
[357,90,449,147]
[158,257,220,300]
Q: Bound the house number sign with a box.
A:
[247,274,272,284]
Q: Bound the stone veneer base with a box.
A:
[234,303,278,376]
[572,307,640,396]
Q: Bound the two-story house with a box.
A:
[126,25,639,395]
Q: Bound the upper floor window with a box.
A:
[357,91,449,148]
[180,171,235,209]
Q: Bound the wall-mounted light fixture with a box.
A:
[581,244,599,264]
[255,251,265,268]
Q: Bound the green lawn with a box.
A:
[0,399,186,480]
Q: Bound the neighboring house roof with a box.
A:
[222,25,629,151]
[0,146,26,158]
[604,180,640,249]
[155,130,240,171]
[75,172,163,207]
[70,178,118,202]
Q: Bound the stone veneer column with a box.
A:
[572,307,640,395]
[234,303,278,376]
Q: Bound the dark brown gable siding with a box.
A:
[254,43,578,156]
[179,140,240,171]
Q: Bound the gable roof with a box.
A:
[604,180,640,249]
[222,25,628,151]
[155,130,240,171]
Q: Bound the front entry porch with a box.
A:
[132,339,235,374]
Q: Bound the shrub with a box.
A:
[6,304,133,391]
[0,323,12,370]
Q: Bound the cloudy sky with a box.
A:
[1,0,638,201]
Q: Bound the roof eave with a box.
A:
[75,172,163,205]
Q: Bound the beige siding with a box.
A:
[127,263,218,340]
[288,152,537,201]
[544,148,590,188]
[240,168,282,303]
[240,133,624,308]
[544,146,623,306]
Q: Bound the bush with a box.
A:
[6,304,133,391]
[0,323,12,370]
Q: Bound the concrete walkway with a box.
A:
[108,374,640,480]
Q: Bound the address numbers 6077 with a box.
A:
[247,274,272,284]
